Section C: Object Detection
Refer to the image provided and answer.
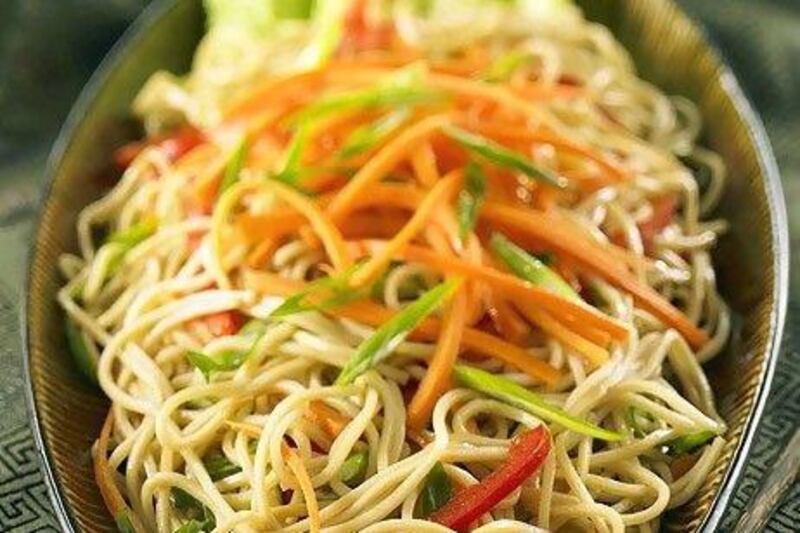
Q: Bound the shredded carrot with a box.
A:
[411,141,441,187]
[481,201,707,348]
[354,241,629,341]
[487,295,530,344]
[326,114,451,222]
[284,448,321,533]
[515,301,608,366]
[306,401,350,439]
[264,180,353,273]
[348,170,462,288]
[243,270,560,384]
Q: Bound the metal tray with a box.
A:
[23,0,789,531]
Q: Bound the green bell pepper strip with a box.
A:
[339,449,370,487]
[454,365,623,441]
[417,461,453,518]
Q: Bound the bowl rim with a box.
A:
[21,0,789,532]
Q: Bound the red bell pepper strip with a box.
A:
[113,126,206,169]
[195,311,245,337]
[430,425,551,531]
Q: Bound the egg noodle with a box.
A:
[58,1,731,531]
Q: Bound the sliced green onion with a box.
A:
[490,232,579,302]
[454,365,623,441]
[416,462,453,518]
[338,108,411,159]
[65,318,98,386]
[339,449,369,487]
[107,219,158,248]
[288,85,444,126]
[336,278,461,385]
[115,512,136,533]
[667,431,716,456]
[483,50,531,83]
[271,264,367,318]
[272,122,313,187]
[171,487,215,532]
[187,350,247,382]
[219,137,249,195]
[456,161,487,241]
[444,126,567,189]
[625,406,657,438]
[203,452,242,481]
[239,319,268,338]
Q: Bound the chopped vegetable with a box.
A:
[417,462,453,518]
[203,452,242,481]
[338,108,411,158]
[271,264,366,317]
[483,49,531,82]
[65,318,98,386]
[187,350,247,381]
[336,278,461,385]
[197,311,244,337]
[626,406,657,438]
[115,512,136,533]
[667,431,716,456]
[454,365,623,441]
[113,126,205,169]
[339,449,369,487]
[171,488,215,532]
[273,122,312,187]
[307,400,351,438]
[430,425,551,531]
[444,126,567,189]
[107,219,158,248]
[238,318,268,338]
[219,137,249,196]
[456,162,487,240]
[490,232,580,301]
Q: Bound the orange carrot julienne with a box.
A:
[348,170,462,288]
[407,286,468,431]
[326,114,451,222]
[264,180,353,273]
[352,241,629,341]
[515,301,609,366]
[481,202,707,348]
[487,295,530,344]
[243,270,560,384]
[285,447,321,533]
[307,401,350,438]
[411,141,441,187]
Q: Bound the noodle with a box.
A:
[59,1,731,531]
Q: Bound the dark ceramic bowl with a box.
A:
[23,0,789,531]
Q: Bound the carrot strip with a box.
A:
[285,448,321,533]
[481,202,707,347]
[306,401,350,439]
[349,170,462,288]
[487,295,530,344]
[265,180,352,273]
[407,286,468,430]
[515,301,608,366]
[354,241,629,341]
[411,141,441,187]
[243,271,559,384]
[326,114,451,222]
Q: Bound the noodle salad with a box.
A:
[58,1,731,531]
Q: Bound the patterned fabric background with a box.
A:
[0,0,796,531]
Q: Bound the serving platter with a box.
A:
[23,0,788,531]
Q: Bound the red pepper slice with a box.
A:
[194,311,245,337]
[430,425,551,531]
[113,126,206,169]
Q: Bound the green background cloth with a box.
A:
[0,1,796,530]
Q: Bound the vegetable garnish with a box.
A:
[626,406,658,438]
[456,162,487,241]
[65,318,98,385]
[172,488,216,533]
[444,125,568,189]
[115,513,137,533]
[667,431,716,456]
[219,137,249,196]
[339,449,370,487]
[336,278,462,385]
[187,350,248,382]
[273,121,313,187]
[454,365,623,441]
[203,452,242,481]
[271,264,367,317]
[417,462,453,518]
[338,108,411,158]
[490,232,579,301]
[430,425,551,531]
[482,49,531,83]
